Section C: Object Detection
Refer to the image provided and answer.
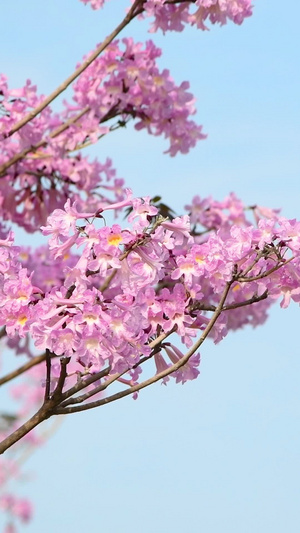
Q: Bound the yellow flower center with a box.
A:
[107,234,122,246]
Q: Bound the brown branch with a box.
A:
[0,99,125,177]
[0,328,175,453]
[0,352,48,387]
[1,257,276,446]
[0,403,52,455]
[51,357,70,402]
[99,268,118,292]
[44,349,52,402]
[70,117,131,153]
[237,258,293,283]
[223,290,268,310]
[58,366,111,403]
[0,96,133,178]
[236,250,265,279]
[189,289,269,314]
[0,356,70,454]
[4,0,143,140]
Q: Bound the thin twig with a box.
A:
[70,117,131,152]
[189,289,268,314]
[99,269,118,292]
[44,349,52,402]
[59,366,111,403]
[0,352,48,387]
[51,357,71,402]
[223,290,268,310]
[238,258,293,282]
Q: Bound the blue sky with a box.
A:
[1,1,300,531]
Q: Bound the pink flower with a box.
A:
[163,344,200,384]
[128,197,158,229]
[161,215,192,246]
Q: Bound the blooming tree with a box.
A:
[0,0,299,530]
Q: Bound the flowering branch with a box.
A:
[54,277,233,415]
[58,328,176,408]
[0,99,132,178]
[0,327,176,454]
[0,105,90,178]
[3,0,143,139]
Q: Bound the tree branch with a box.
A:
[0,356,70,454]
[44,349,52,402]
[0,404,52,455]
[189,289,269,314]
[0,352,48,387]
[237,258,293,283]
[51,357,71,402]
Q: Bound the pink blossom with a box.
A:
[163,344,200,384]
[128,197,158,229]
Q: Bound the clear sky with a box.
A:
[1,1,300,532]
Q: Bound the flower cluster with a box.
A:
[1,194,300,395]
[141,0,253,32]
[79,0,253,33]
[69,38,205,156]
[0,233,39,338]
[80,0,106,9]
[0,38,204,232]
[0,74,125,231]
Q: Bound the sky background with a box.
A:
[1,1,300,531]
